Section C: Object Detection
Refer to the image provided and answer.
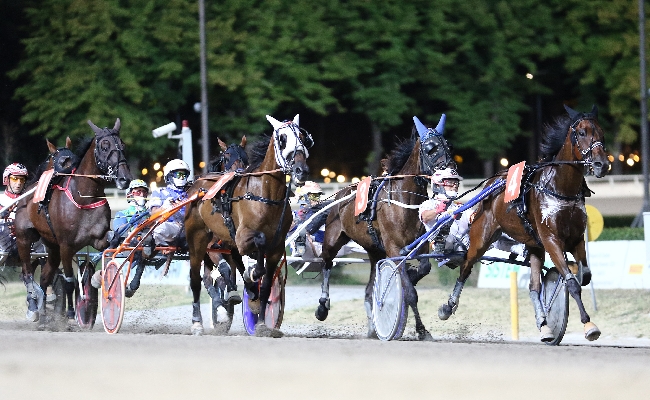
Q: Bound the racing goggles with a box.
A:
[9,176,26,183]
[170,170,188,180]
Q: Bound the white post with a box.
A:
[180,120,194,180]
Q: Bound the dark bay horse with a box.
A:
[438,105,609,342]
[316,115,455,340]
[15,118,132,323]
[185,114,312,336]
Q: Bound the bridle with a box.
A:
[94,128,128,179]
[419,133,455,175]
[569,115,605,166]
[272,121,313,173]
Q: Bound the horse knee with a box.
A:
[565,275,581,298]
[253,232,266,249]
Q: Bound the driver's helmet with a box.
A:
[301,181,323,203]
[431,168,462,197]
[127,179,149,206]
[163,159,190,189]
[3,163,28,186]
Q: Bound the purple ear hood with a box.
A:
[413,114,446,143]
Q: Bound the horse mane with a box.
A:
[385,134,417,175]
[246,135,272,171]
[539,114,571,161]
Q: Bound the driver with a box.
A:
[144,159,191,256]
[0,163,29,255]
[288,181,330,257]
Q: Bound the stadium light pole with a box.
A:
[199,0,210,174]
[633,0,650,227]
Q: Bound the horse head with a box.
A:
[563,104,609,178]
[87,118,133,189]
[265,114,313,185]
[45,137,79,174]
[413,114,456,174]
[211,136,248,172]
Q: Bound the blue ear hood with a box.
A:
[413,114,446,143]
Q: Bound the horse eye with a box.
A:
[578,129,586,137]
[100,140,110,151]
[279,133,287,149]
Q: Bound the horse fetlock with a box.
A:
[529,290,546,329]
[191,322,204,336]
[191,302,203,324]
[318,297,330,310]
[539,324,554,342]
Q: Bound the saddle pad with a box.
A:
[202,172,236,201]
[354,176,372,216]
[504,161,525,203]
[33,169,55,203]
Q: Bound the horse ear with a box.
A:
[413,116,429,142]
[113,118,121,132]
[218,138,227,151]
[66,137,72,149]
[293,114,300,126]
[590,104,598,117]
[435,114,446,136]
[46,139,57,154]
[266,115,283,130]
[241,135,247,148]
[563,104,581,120]
[87,120,102,135]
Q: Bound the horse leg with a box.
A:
[571,238,591,286]
[439,213,498,320]
[58,247,79,323]
[401,262,433,341]
[255,257,283,338]
[18,234,43,322]
[546,245,600,341]
[187,235,211,336]
[217,254,241,306]
[315,231,350,321]
[202,254,229,332]
[527,249,553,341]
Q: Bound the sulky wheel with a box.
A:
[75,261,98,330]
[264,263,287,330]
[372,259,408,341]
[100,259,125,334]
[542,267,569,346]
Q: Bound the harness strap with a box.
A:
[53,176,108,210]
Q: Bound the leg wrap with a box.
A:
[217,260,234,292]
[529,290,547,330]
[449,279,464,308]
[192,302,202,324]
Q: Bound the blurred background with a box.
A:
[0,0,647,220]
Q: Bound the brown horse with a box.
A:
[185,114,312,336]
[316,115,455,340]
[438,104,609,343]
[15,118,132,323]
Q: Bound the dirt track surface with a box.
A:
[1,286,650,399]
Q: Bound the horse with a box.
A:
[209,136,248,173]
[14,118,132,323]
[185,114,312,336]
[316,115,456,340]
[437,104,609,343]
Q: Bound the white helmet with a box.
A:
[127,179,149,206]
[163,159,190,189]
[301,181,323,194]
[431,168,463,185]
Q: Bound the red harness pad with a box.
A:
[203,172,236,201]
[354,176,372,216]
[504,161,526,203]
[33,169,55,203]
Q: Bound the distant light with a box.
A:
[500,158,509,167]
[156,171,163,177]
[336,175,345,183]
[199,161,206,168]
[526,73,533,79]
[321,168,329,177]
[627,158,635,167]
[454,155,463,164]
[193,102,202,113]
[141,168,148,176]
[351,177,360,183]
[150,182,157,191]
[328,171,336,179]
[633,154,640,162]
[153,162,161,171]
[618,154,625,162]
[607,155,614,162]
[323,177,331,183]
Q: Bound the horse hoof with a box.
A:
[438,304,453,320]
[254,322,283,338]
[215,306,229,323]
[581,269,592,286]
[315,304,329,321]
[191,322,204,336]
[66,310,75,320]
[248,297,261,315]
[125,287,136,298]
[212,321,230,336]
[418,330,434,341]
[367,320,378,339]
[540,325,554,342]
[226,291,242,306]
[25,310,39,322]
[584,322,601,341]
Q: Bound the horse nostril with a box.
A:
[593,162,603,170]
